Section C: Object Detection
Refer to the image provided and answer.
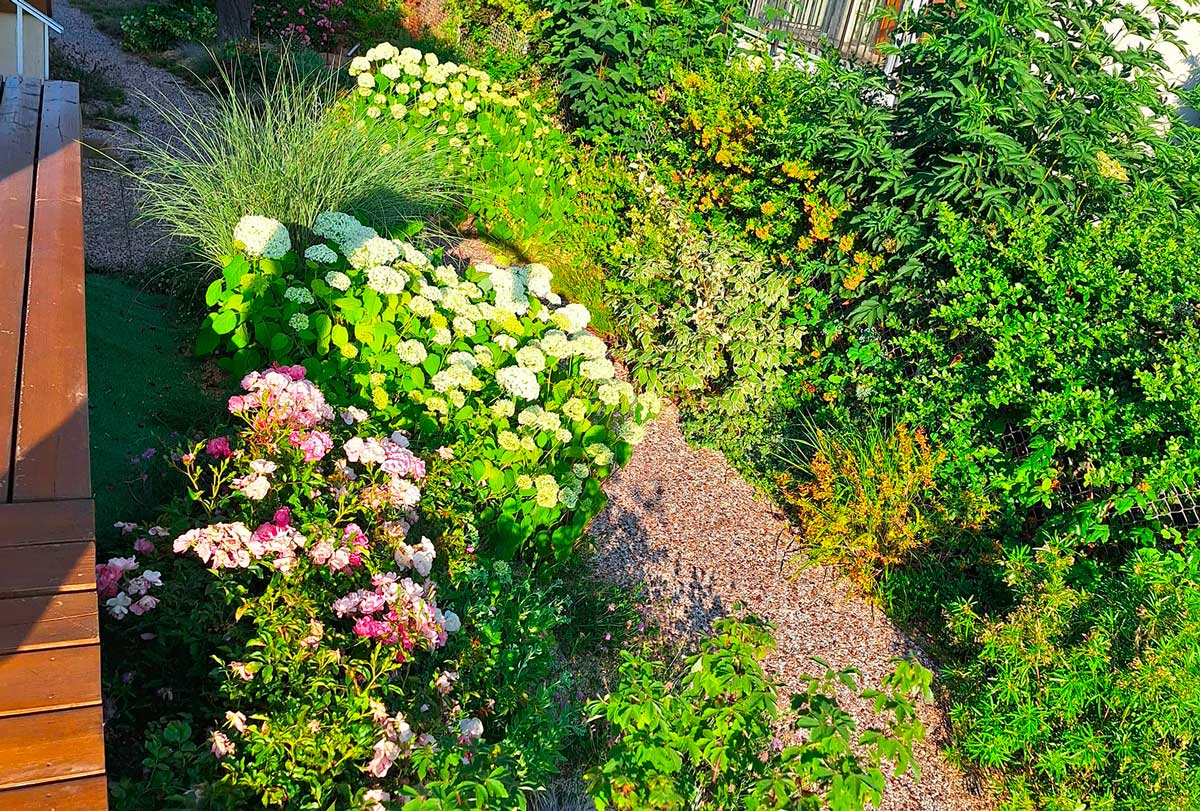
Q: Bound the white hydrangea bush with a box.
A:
[345,43,577,247]
[203,213,659,559]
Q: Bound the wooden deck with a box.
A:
[0,76,107,809]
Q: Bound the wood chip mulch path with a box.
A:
[589,404,996,811]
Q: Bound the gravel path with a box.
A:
[590,404,995,811]
[52,0,206,274]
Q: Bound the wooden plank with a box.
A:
[12,80,88,503]
[0,645,101,717]
[0,592,98,654]
[0,705,105,790]
[0,77,40,501]
[0,541,95,598]
[0,500,94,546]
[0,774,108,811]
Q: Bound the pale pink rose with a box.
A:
[210,730,236,758]
[366,738,400,777]
[458,717,484,744]
[133,537,155,554]
[230,661,254,681]
[130,595,159,615]
[309,540,334,565]
[225,710,248,733]
[109,556,139,573]
[237,474,270,501]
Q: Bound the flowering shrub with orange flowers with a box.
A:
[776,422,993,599]
[649,54,884,304]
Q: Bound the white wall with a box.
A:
[0,12,48,78]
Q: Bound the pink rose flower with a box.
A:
[204,436,233,458]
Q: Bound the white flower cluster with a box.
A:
[234,215,291,259]
[496,366,540,401]
[305,244,339,264]
[367,266,409,295]
[314,212,399,270]
[285,286,315,305]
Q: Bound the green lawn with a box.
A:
[87,274,220,531]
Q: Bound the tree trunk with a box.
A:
[216,0,253,41]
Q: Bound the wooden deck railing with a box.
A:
[0,75,108,810]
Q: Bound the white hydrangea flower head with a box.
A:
[453,315,476,336]
[324,270,352,291]
[447,351,478,370]
[408,296,435,317]
[366,266,409,295]
[396,339,428,365]
[570,333,607,360]
[515,346,546,373]
[304,243,339,264]
[284,286,315,305]
[234,215,291,259]
[348,236,400,270]
[288,313,310,331]
[580,357,616,381]
[538,330,572,359]
[562,398,588,421]
[527,263,554,299]
[553,303,591,334]
[314,212,369,247]
[397,242,431,267]
[497,430,520,451]
[432,327,453,345]
[495,366,540,400]
[491,399,515,418]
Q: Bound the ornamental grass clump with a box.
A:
[200,212,658,560]
[130,47,456,264]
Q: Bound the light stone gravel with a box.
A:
[589,404,996,811]
[52,0,207,274]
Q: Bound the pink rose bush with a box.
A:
[99,366,539,806]
[96,554,162,619]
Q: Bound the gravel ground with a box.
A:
[590,404,995,811]
[52,0,206,274]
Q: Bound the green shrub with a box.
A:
[131,48,455,264]
[346,44,578,249]
[587,614,932,811]
[536,0,742,144]
[782,203,1200,538]
[648,55,877,294]
[606,163,828,464]
[947,539,1200,811]
[121,2,217,52]
[199,212,657,560]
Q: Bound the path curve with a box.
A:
[590,405,995,811]
[52,0,206,274]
